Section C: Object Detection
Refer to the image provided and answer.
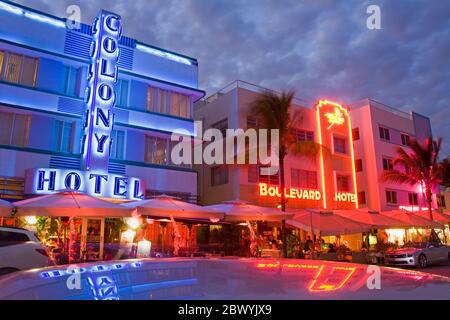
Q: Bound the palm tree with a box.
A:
[381,137,442,221]
[250,90,319,257]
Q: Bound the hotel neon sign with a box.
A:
[26,11,145,200]
[258,183,321,201]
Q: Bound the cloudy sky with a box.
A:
[13,0,450,155]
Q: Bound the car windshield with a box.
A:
[402,242,427,249]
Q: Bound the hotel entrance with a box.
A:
[70,218,105,262]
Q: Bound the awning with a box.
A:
[14,191,131,217]
[287,209,371,236]
[122,195,224,221]
[381,210,445,228]
[0,199,13,217]
[413,211,450,224]
[206,200,293,222]
[334,208,411,229]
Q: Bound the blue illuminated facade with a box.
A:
[0,0,203,202]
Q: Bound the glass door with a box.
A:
[81,218,105,261]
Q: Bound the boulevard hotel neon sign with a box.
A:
[25,11,145,200]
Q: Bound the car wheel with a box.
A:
[0,267,20,276]
[418,254,427,269]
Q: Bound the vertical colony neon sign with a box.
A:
[82,11,121,170]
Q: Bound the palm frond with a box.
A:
[380,170,418,185]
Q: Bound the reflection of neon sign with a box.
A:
[325,107,345,130]
[88,274,119,300]
[25,168,145,200]
[255,263,356,292]
[334,192,356,203]
[259,183,321,201]
[398,205,428,212]
[82,10,122,170]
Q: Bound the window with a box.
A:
[382,157,393,171]
[295,129,314,142]
[379,126,390,141]
[0,51,38,87]
[211,165,228,186]
[170,92,190,118]
[116,79,129,107]
[145,135,168,165]
[336,175,350,192]
[158,88,168,114]
[110,130,125,160]
[358,191,366,205]
[386,190,398,205]
[333,136,347,154]
[352,128,360,141]
[52,120,73,153]
[437,195,446,208]
[258,165,279,185]
[291,169,317,189]
[408,193,418,206]
[355,159,363,172]
[63,66,79,96]
[0,231,30,242]
[401,133,410,146]
[211,118,228,137]
[0,111,30,147]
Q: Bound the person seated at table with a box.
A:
[328,243,336,253]
[304,236,313,252]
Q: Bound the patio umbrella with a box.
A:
[287,209,371,236]
[380,210,444,229]
[14,191,131,217]
[413,211,450,224]
[334,208,410,229]
[122,195,224,221]
[0,199,13,217]
[206,200,293,222]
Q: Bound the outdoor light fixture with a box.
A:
[125,217,141,230]
[24,216,37,225]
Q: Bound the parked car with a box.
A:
[384,242,450,268]
[0,227,52,276]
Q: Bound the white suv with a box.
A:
[0,227,52,276]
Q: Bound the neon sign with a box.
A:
[325,107,345,130]
[398,205,428,212]
[82,11,122,171]
[259,183,321,201]
[25,168,145,200]
[334,192,357,203]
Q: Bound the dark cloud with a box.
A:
[12,0,450,155]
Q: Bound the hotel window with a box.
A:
[401,133,410,146]
[408,193,418,206]
[382,157,393,171]
[0,111,30,147]
[355,159,363,172]
[333,136,347,154]
[258,165,279,185]
[0,51,38,87]
[170,92,191,118]
[145,135,168,165]
[437,195,446,208]
[352,128,360,141]
[358,191,366,205]
[379,126,390,141]
[52,120,73,153]
[63,66,79,96]
[110,130,125,160]
[211,165,228,186]
[386,190,398,205]
[291,169,317,189]
[295,129,314,142]
[146,86,158,112]
[116,79,129,107]
[336,175,350,192]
